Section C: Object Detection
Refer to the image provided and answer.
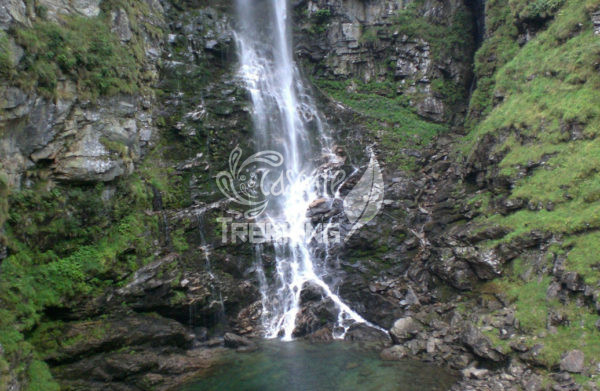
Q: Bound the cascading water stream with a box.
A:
[234,0,373,340]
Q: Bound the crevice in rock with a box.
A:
[464,0,486,48]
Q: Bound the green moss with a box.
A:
[474,261,600,370]
[0,174,159,338]
[462,0,600,250]
[466,0,520,123]
[303,8,332,35]
[394,1,474,63]
[533,306,600,369]
[14,15,141,98]
[171,227,190,253]
[508,276,554,332]
[0,171,8,233]
[0,175,159,386]
[100,137,130,159]
[360,27,379,44]
[0,31,15,77]
[509,0,565,21]
[482,328,512,355]
[314,78,447,169]
[563,232,600,285]
[24,360,60,391]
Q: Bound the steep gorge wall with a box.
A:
[1,0,600,390]
[0,1,260,389]
[294,0,600,389]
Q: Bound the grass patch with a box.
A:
[0,31,15,77]
[475,258,600,370]
[14,15,142,98]
[563,232,600,285]
[462,0,600,260]
[394,1,474,63]
[314,78,448,169]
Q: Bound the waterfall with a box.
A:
[234,0,371,340]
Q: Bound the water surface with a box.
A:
[181,341,457,391]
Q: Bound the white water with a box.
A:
[234,0,370,340]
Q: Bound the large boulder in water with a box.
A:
[224,332,257,352]
[294,282,339,338]
[389,317,423,343]
[344,323,391,346]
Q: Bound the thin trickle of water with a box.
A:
[235,0,371,340]
[196,213,225,329]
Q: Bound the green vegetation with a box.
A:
[1,0,164,98]
[24,360,60,391]
[464,0,600,243]
[14,15,141,98]
[359,27,379,44]
[509,0,566,20]
[304,8,332,35]
[478,261,600,370]
[462,0,600,383]
[394,1,474,63]
[0,164,165,389]
[0,31,14,77]
[314,78,447,169]
[306,0,474,169]
[563,232,600,284]
[466,0,520,122]
[392,2,474,106]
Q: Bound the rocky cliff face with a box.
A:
[0,0,163,187]
[1,0,600,390]
[294,0,476,122]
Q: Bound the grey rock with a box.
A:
[547,281,562,300]
[559,271,586,292]
[38,0,100,21]
[293,296,338,338]
[461,325,504,362]
[417,96,444,122]
[37,314,193,363]
[111,8,133,42]
[389,317,423,343]
[0,87,27,110]
[522,374,544,391]
[455,247,504,280]
[299,281,325,303]
[462,366,490,379]
[223,332,255,350]
[430,248,476,290]
[344,323,391,346]
[560,350,585,373]
[0,0,28,30]
[380,345,408,361]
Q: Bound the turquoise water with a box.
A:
[181,341,457,391]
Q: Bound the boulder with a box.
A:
[34,314,193,363]
[454,247,504,280]
[461,325,504,362]
[389,317,423,343]
[111,8,133,42]
[560,350,584,373]
[293,296,338,338]
[343,323,391,346]
[223,333,256,352]
[380,345,408,361]
[462,366,490,379]
[307,327,335,343]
